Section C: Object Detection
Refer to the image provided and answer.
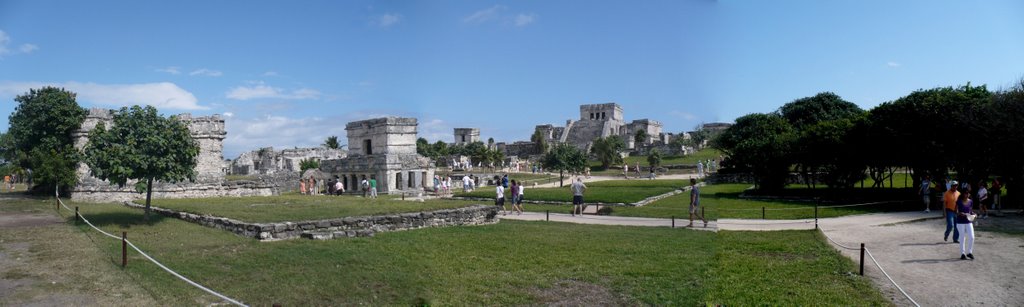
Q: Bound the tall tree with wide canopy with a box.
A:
[84,105,199,221]
[7,87,87,192]
[714,113,794,191]
[543,143,587,187]
[779,92,866,188]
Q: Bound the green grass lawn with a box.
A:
[561,184,908,220]
[457,179,686,204]
[623,148,722,166]
[52,199,888,305]
[139,195,482,223]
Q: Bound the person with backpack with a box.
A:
[360,178,369,197]
[369,177,378,199]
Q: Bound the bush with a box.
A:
[597,206,614,215]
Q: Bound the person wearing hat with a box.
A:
[943,180,961,243]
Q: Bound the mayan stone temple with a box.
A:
[319,117,435,194]
[69,108,275,202]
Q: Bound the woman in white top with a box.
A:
[495,184,507,215]
[514,181,525,215]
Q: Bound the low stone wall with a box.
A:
[71,181,276,203]
[123,203,499,241]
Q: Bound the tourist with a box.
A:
[697,161,704,178]
[623,163,629,179]
[991,178,1003,212]
[943,181,961,243]
[515,179,525,215]
[496,181,507,215]
[2,174,9,192]
[502,174,509,189]
[361,178,369,197]
[585,167,591,179]
[311,177,318,195]
[976,180,989,219]
[509,180,519,215]
[571,177,587,216]
[445,175,453,196]
[433,175,440,193]
[635,162,641,178]
[955,191,976,260]
[919,175,932,213]
[688,178,707,228]
[649,167,656,180]
[327,178,335,195]
[463,175,471,192]
[334,178,344,195]
[369,177,377,199]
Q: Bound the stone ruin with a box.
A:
[319,117,435,194]
[453,128,480,145]
[69,108,275,202]
[538,103,664,151]
[229,147,347,175]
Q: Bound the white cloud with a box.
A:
[224,115,349,159]
[464,5,506,23]
[222,112,234,117]
[376,13,402,27]
[226,83,321,100]
[156,66,181,75]
[886,61,901,68]
[0,81,207,110]
[18,43,38,54]
[261,71,278,77]
[514,13,537,27]
[0,30,38,57]
[418,118,451,142]
[189,68,223,77]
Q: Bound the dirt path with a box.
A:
[0,194,157,306]
[506,210,1024,306]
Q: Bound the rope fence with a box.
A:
[55,187,248,307]
[820,229,920,307]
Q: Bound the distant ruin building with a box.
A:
[70,108,274,202]
[320,117,435,194]
[230,147,347,175]
[535,103,664,152]
[453,128,480,145]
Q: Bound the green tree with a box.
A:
[530,129,549,153]
[714,113,794,191]
[416,137,432,158]
[779,92,866,188]
[634,129,648,145]
[7,87,87,192]
[647,148,662,169]
[542,143,587,187]
[590,135,625,169]
[299,158,320,174]
[83,105,199,221]
[779,92,864,131]
[689,127,711,149]
[322,136,341,149]
[432,141,449,159]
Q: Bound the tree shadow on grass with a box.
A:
[80,211,168,229]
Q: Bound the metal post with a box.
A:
[762,207,765,219]
[814,198,819,230]
[75,206,79,224]
[122,232,128,268]
[546,210,549,221]
[859,243,865,276]
[672,216,675,228]
[701,206,704,218]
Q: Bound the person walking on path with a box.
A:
[944,181,961,243]
[688,178,707,228]
[495,182,507,215]
[955,191,976,260]
[369,177,378,199]
[509,180,520,216]
[623,164,629,179]
[571,177,587,216]
[634,162,642,178]
[515,180,525,215]
[696,161,705,178]
[920,175,933,213]
[361,178,369,197]
[991,178,1003,212]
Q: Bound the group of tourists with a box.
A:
[922,176,1003,261]
[495,175,524,215]
[434,175,453,197]
[696,159,717,178]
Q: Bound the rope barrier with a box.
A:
[820,228,919,307]
[55,187,248,307]
[865,249,921,307]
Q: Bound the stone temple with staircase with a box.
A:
[319,117,436,195]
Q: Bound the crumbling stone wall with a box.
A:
[126,203,499,241]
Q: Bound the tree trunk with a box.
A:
[144,177,153,222]
[559,170,564,187]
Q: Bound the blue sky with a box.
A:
[1,0,1022,158]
